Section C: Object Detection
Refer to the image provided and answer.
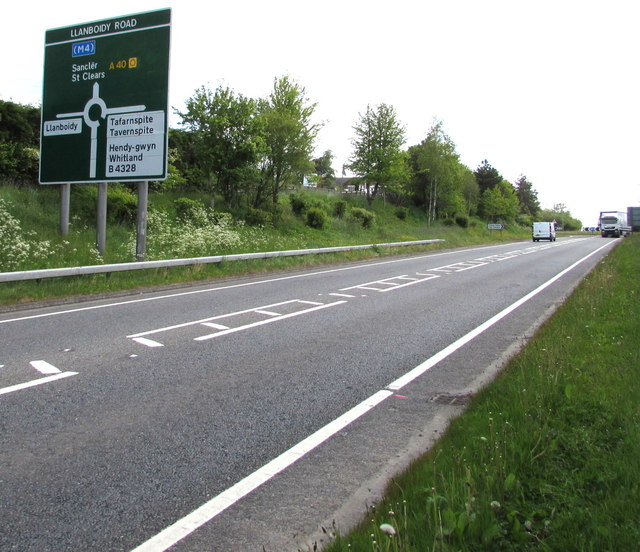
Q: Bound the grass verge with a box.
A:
[323,236,640,551]
[1,185,535,306]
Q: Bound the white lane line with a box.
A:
[30,360,62,375]
[0,372,78,396]
[329,293,356,298]
[132,337,164,348]
[387,239,614,391]
[130,389,393,552]
[130,239,614,552]
[194,301,347,341]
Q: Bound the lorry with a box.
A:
[532,221,556,242]
[599,211,632,238]
[628,206,640,232]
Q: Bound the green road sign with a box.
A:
[40,9,171,184]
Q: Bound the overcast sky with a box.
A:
[2,0,638,226]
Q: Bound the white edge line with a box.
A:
[130,239,613,552]
[130,389,393,552]
[386,239,615,391]
[0,372,78,396]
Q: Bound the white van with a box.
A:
[532,221,556,242]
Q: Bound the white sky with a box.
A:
[1,0,639,226]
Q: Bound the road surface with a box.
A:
[0,236,616,551]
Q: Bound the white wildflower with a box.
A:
[379,523,396,536]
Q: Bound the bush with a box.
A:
[107,186,137,224]
[333,200,347,219]
[305,207,328,229]
[455,215,469,228]
[443,218,455,227]
[174,197,206,224]
[289,194,308,216]
[244,207,272,227]
[349,207,376,228]
[395,207,408,220]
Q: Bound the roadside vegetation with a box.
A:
[322,235,639,551]
[0,184,539,305]
[1,90,583,307]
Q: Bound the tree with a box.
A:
[474,160,503,194]
[539,206,582,230]
[480,180,520,222]
[474,160,504,218]
[460,166,480,217]
[256,76,320,207]
[514,174,540,218]
[408,121,465,222]
[347,103,407,204]
[0,100,41,183]
[313,150,335,187]
[177,85,264,208]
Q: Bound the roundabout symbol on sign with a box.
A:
[56,82,145,178]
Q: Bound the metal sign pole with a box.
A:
[59,183,70,235]
[97,182,107,256]
[136,181,149,261]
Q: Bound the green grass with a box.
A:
[323,236,640,551]
[0,185,532,306]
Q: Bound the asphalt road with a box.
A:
[0,236,617,551]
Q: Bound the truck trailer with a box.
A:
[628,206,640,232]
[599,211,632,238]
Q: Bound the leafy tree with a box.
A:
[514,174,540,218]
[177,85,264,208]
[313,150,335,187]
[255,76,320,207]
[407,121,464,221]
[481,179,520,222]
[474,160,504,218]
[460,166,480,217]
[474,159,503,194]
[347,103,407,204]
[539,204,582,230]
[0,100,41,183]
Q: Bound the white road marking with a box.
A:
[201,322,230,330]
[130,389,393,552]
[130,239,614,552]
[0,241,545,326]
[254,309,282,317]
[194,301,347,341]
[0,372,78,396]
[132,337,164,348]
[30,360,62,375]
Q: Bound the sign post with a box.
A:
[40,9,171,256]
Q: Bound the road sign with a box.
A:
[487,224,505,230]
[40,9,171,184]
